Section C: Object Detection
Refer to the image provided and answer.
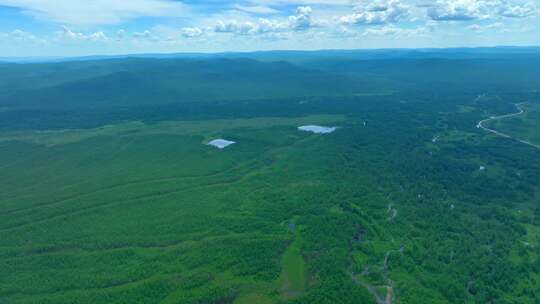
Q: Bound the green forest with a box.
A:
[1,50,540,304]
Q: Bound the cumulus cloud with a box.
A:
[89,31,108,41]
[467,22,504,32]
[214,20,260,35]
[59,26,109,41]
[257,18,289,33]
[0,0,188,25]
[61,26,87,40]
[0,29,45,44]
[427,0,536,21]
[340,0,410,25]
[1,0,537,54]
[247,0,352,6]
[133,30,153,39]
[213,6,319,36]
[362,25,428,37]
[289,6,317,30]
[497,0,536,18]
[428,0,493,21]
[181,27,204,38]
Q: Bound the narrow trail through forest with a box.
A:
[351,249,395,304]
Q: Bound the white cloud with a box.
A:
[289,6,317,30]
[89,31,108,41]
[1,0,538,56]
[467,22,504,32]
[428,0,492,21]
[0,29,45,44]
[427,0,537,21]
[362,25,428,37]
[258,18,289,33]
[213,5,319,36]
[340,0,410,25]
[181,27,204,38]
[133,30,153,39]
[0,0,188,25]
[332,23,429,39]
[233,5,280,15]
[247,0,353,6]
[61,26,87,40]
[467,24,483,31]
[215,20,260,35]
[59,26,109,41]
[497,0,536,18]
[333,25,358,37]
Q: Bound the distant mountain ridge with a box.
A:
[1,46,540,64]
[1,50,539,116]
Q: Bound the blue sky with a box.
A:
[0,0,538,57]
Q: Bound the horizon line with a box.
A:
[1,45,540,63]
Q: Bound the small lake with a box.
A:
[298,125,337,134]
[208,139,236,149]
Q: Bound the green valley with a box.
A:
[1,50,540,304]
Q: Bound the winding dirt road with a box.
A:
[476,103,540,150]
